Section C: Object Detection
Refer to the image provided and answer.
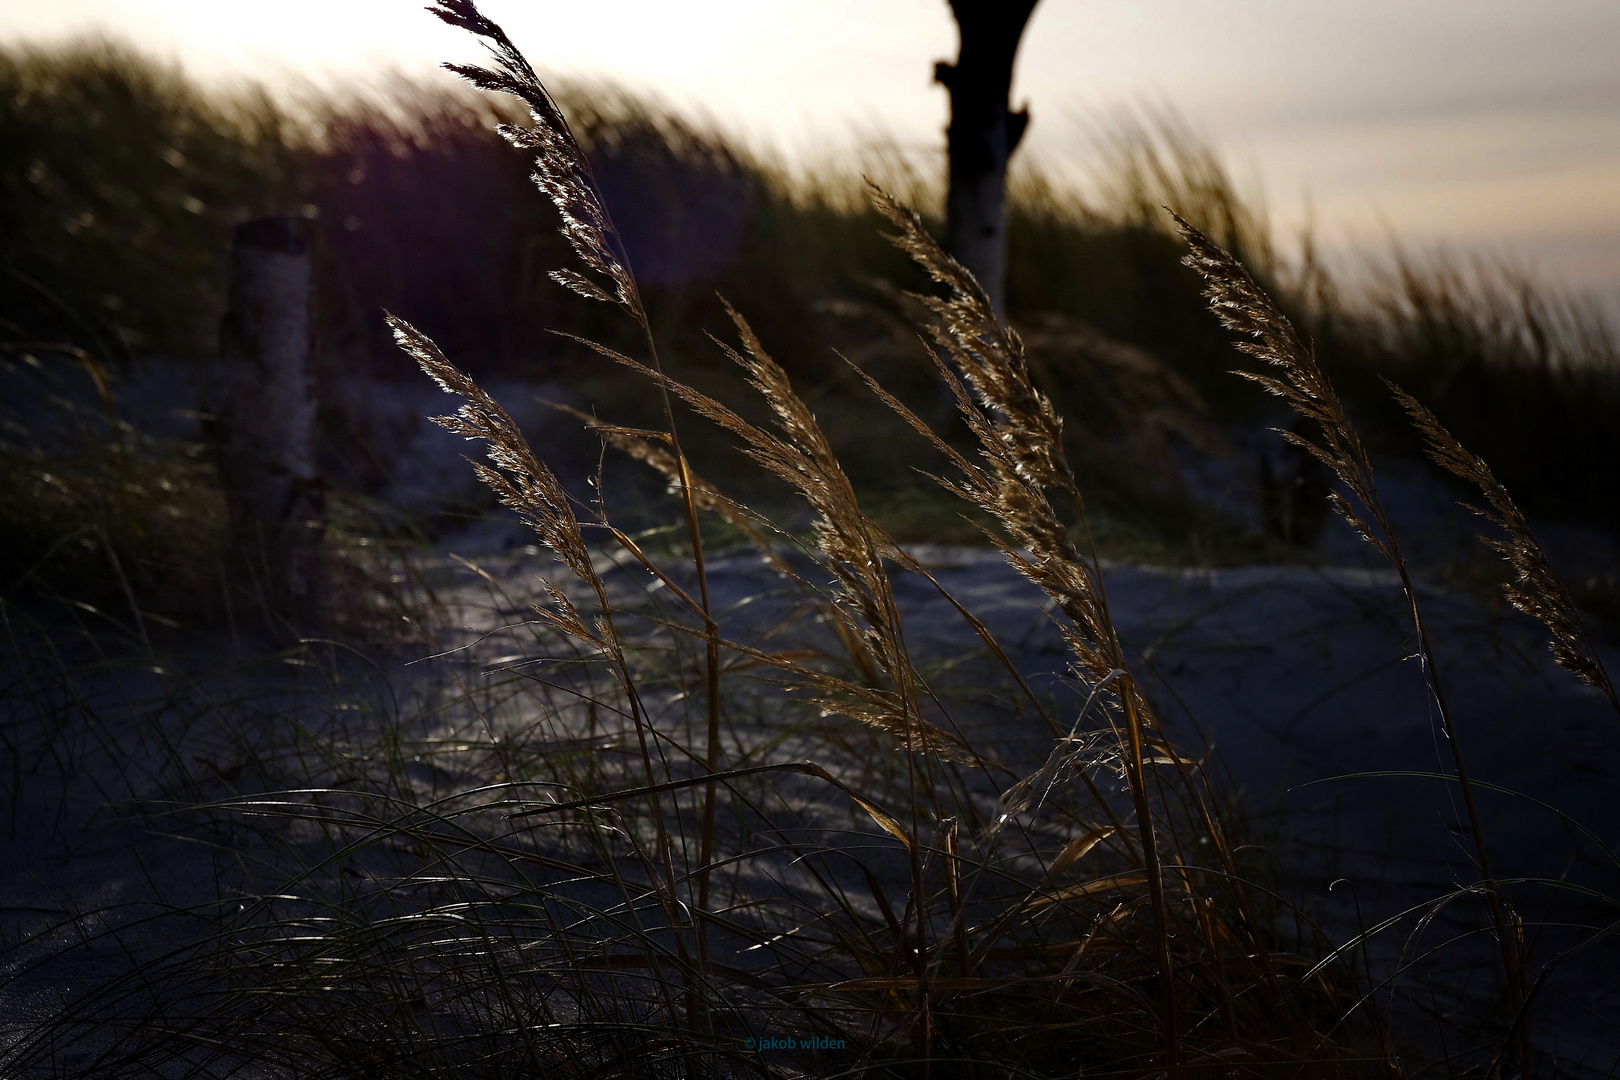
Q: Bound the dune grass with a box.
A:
[3,8,1620,1078]
[6,33,1620,572]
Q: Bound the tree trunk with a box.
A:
[216,217,324,626]
[936,0,1039,319]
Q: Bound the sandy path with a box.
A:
[3,539,1617,1072]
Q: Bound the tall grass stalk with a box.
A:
[1174,210,1533,1077]
[424,0,728,978]
[1391,383,1619,718]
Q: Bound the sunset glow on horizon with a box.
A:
[4,0,1618,298]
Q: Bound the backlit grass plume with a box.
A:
[1171,212,1393,561]
[428,0,640,316]
[868,186,1123,704]
[1393,382,1619,715]
[864,184,1283,1068]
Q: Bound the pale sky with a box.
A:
[5,0,1619,298]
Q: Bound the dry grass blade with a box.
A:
[550,401,800,580]
[1027,873,1153,911]
[1047,826,1117,879]
[1392,382,1618,715]
[508,759,915,849]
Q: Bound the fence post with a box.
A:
[216,217,324,626]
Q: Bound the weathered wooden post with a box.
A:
[216,217,324,625]
[935,0,1040,320]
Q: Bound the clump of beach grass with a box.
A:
[9,4,1620,1079]
[210,2,1370,1075]
[0,3,1370,1075]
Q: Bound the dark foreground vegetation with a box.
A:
[2,12,1619,1078]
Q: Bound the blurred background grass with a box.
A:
[3,39,1617,621]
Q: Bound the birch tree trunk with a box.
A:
[936,0,1040,319]
[217,217,324,625]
